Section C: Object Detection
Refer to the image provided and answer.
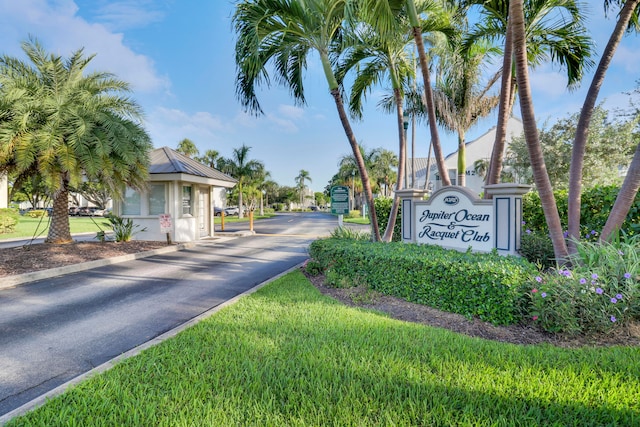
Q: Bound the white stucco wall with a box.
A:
[0,173,7,209]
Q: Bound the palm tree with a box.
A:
[233,0,382,241]
[221,144,265,218]
[337,17,411,241]
[371,149,398,197]
[339,3,453,241]
[295,169,312,207]
[464,0,594,192]
[195,149,220,168]
[358,0,453,188]
[431,39,501,187]
[569,0,640,246]
[510,0,569,263]
[0,38,152,244]
[176,138,199,158]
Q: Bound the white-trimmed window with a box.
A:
[122,187,141,215]
[182,185,192,215]
[149,183,167,215]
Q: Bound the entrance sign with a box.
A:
[330,186,350,215]
[397,184,530,256]
[416,187,493,252]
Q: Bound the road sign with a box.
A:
[330,186,350,215]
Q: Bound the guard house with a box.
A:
[115,147,237,242]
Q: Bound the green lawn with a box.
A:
[0,216,108,240]
[0,214,277,240]
[7,271,639,426]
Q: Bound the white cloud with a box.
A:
[0,0,169,93]
[277,104,305,120]
[614,44,640,74]
[89,1,166,31]
[145,107,228,148]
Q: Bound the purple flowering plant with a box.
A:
[526,234,639,335]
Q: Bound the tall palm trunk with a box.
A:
[331,87,381,241]
[567,0,640,253]
[457,131,466,186]
[238,185,244,219]
[406,0,451,187]
[46,176,72,244]
[321,50,381,241]
[484,19,514,197]
[511,0,568,264]
[601,142,640,241]
[423,139,433,191]
[382,88,407,242]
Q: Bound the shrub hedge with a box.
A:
[0,208,19,234]
[309,238,537,325]
[523,185,640,236]
[373,197,401,241]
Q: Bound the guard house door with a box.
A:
[198,187,210,238]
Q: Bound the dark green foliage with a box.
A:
[523,186,639,236]
[309,239,537,325]
[521,186,640,265]
[374,197,401,241]
[0,208,19,233]
[520,231,556,270]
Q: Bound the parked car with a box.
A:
[214,206,225,216]
[92,208,106,216]
[69,207,80,216]
[224,206,239,216]
[77,207,92,216]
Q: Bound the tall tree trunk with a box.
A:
[567,0,640,253]
[511,0,569,264]
[383,88,407,242]
[321,51,381,241]
[331,89,382,241]
[601,142,640,241]
[238,185,244,219]
[45,176,72,244]
[457,131,466,187]
[406,0,451,187]
[484,18,514,198]
[423,139,433,192]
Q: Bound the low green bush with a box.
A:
[27,209,48,218]
[373,197,401,241]
[346,210,361,219]
[102,214,147,242]
[309,238,537,325]
[0,208,19,234]
[520,230,556,270]
[524,234,640,335]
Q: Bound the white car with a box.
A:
[224,206,239,216]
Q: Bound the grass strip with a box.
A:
[8,271,640,426]
[0,217,108,240]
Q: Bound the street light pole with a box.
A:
[403,112,409,189]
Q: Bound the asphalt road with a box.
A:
[0,212,361,417]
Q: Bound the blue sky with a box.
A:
[0,0,638,192]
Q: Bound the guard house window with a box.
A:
[182,185,192,215]
[122,187,141,215]
[149,183,167,215]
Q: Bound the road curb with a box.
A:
[0,242,197,290]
